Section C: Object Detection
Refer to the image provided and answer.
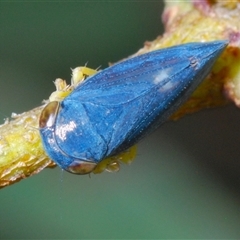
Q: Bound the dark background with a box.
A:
[0,2,240,239]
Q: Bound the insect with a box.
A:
[39,40,227,174]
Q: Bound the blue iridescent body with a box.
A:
[39,40,227,174]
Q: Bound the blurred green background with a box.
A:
[0,2,240,239]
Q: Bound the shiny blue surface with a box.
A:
[39,41,227,170]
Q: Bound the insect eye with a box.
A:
[39,101,60,128]
[66,160,97,175]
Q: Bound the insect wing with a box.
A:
[53,41,227,162]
